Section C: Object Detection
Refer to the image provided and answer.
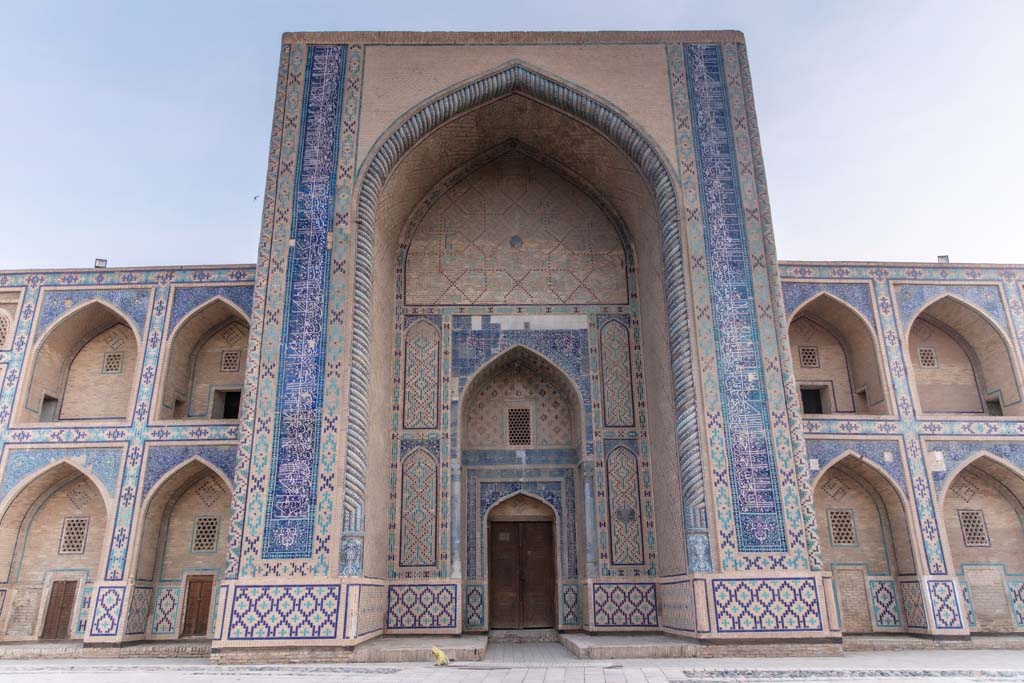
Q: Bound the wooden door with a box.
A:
[488,521,555,629]
[41,580,77,640]
[181,576,213,637]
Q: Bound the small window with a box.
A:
[798,346,819,368]
[508,407,531,446]
[918,347,938,368]
[220,350,241,373]
[40,395,59,422]
[800,388,825,415]
[958,509,990,547]
[101,352,124,375]
[985,400,1003,417]
[827,509,856,546]
[211,390,241,419]
[192,516,219,553]
[0,312,10,348]
[59,517,90,554]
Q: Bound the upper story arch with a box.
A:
[156,297,250,421]
[788,292,889,416]
[905,295,1022,417]
[16,300,141,424]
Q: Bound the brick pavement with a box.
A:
[2,646,1024,682]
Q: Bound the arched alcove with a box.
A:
[908,297,1022,416]
[813,456,914,633]
[941,454,1024,632]
[18,301,140,423]
[158,299,249,420]
[132,458,231,639]
[0,463,110,641]
[789,294,888,415]
[350,65,701,581]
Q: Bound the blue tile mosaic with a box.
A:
[168,285,254,331]
[782,282,876,328]
[895,284,1008,333]
[141,444,237,500]
[686,43,785,552]
[0,447,121,500]
[805,439,906,494]
[36,288,150,340]
[927,440,1024,491]
[263,45,347,559]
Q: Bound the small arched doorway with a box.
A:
[487,494,557,629]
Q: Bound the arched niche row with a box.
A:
[158,299,249,420]
[813,456,914,633]
[131,459,231,639]
[908,297,1022,416]
[941,455,1024,632]
[18,302,140,424]
[789,295,888,416]
[0,463,110,641]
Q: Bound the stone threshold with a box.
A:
[0,640,210,659]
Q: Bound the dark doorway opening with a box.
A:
[41,580,78,640]
[488,520,556,629]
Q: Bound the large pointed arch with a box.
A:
[344,63,705,573]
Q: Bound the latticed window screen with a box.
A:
[918,347,938,368]
[958,509,990,546]
[220,349,241,373]
[101,352,124,374]
[59,517,89,554]
[192,516,219,552]
[507,407,532,446]
[827,509,857,546]
[798,346,820,368]
[0,313,10,348]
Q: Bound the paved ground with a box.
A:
[3,646,1024,682]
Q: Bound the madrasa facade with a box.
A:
[1,31,1023,659]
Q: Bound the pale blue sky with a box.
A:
[2,1,1021,270]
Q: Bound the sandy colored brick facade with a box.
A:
[0,31,1021,658]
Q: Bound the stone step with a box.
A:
[352,635,487,663]
[559,632,700,659]
[0,641,210,659]
[488,629,560,643]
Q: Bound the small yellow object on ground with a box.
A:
[431,646,450,666]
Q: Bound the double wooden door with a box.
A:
[181,575,214,637]
[41,580,78,640]
[488,521,556,629]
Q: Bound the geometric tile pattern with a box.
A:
[89,586,125,636]
[262,45,347,559]
[385,584,457,630]
[685,43,786,554]
[712,578,822,633]
[927,579,963,630]
[592,583,657,628]
[125,586,152,635]
[606,446,643,565]
[562,584,579,626]
[465,585,485,629]
[402,320,440,429]
[36,288,150,341]
[961,580,976,628]
[151,586,180,635]
[399,449,437,567]
[0,447,122,502]
[1008,580,1024,629]
[403,151,628,306]
[900,581,927,629]
[599,320,634,427]
[226,585,341,639]
[868,579,901,627]
[167,284,254,332]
